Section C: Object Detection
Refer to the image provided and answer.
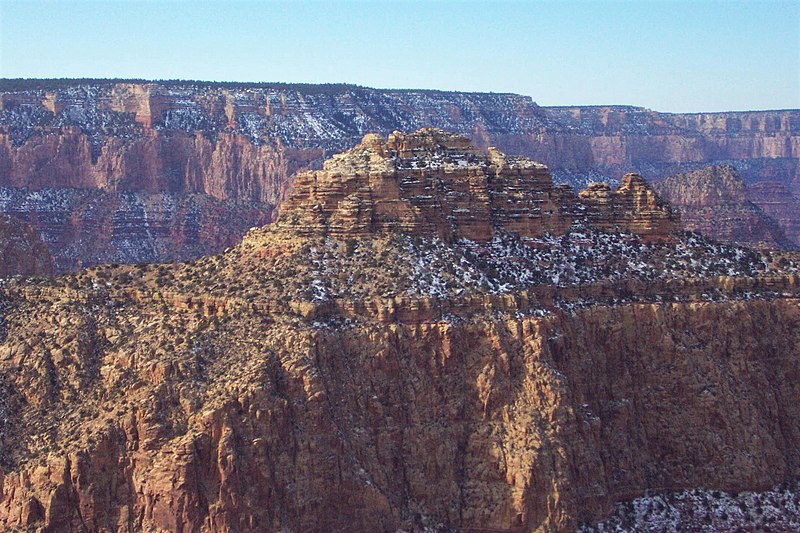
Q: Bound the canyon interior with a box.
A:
[1,130,799,531]
[1,80,798,270]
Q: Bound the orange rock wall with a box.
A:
[0,296,798,531]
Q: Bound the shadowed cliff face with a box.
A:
[0,188,274,272]
[748,180,800,248]
[0,81,798,269]
[0,215,53,276]
[1,130,800,531]
[654,165,794,249]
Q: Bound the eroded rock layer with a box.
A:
[0,131,799,531]
[279,130,678,242]
[655,165,793,248]
[0,188,274,272]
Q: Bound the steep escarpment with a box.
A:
[0,214,53,276]
[2,82,797,189]
[655,165,792,248]
[1,80,798,268]
[0,129,799,532]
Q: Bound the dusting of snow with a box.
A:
[579,483,800,532]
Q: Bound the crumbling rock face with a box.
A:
[279,130,677,242]
[0,215,53,276]
[655,166,792,249]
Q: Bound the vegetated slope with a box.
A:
[1,130,800,532]
[0,214,53,276]
[655,165,793,249]
[0,80,798,269]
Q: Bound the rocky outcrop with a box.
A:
[279,130,677,242]
[0,215,53,276]
[655,165,792,248]
[578,173,679,239]
[279,130,572,241]
[0,80,797,268]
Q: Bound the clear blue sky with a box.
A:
[1,0,798,112]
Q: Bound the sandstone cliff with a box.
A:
[279,130,677,242]
[0,132,799,531]
[654,165,793,249]
[0,80,797,269]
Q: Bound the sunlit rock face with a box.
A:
[279,129,678,242]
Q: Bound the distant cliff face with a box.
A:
[0,188,273,272]
[747,181,800,248]
[654,166,793,249]
[2,82,797,190]
[0,80,798,269]
[0,215,53,276]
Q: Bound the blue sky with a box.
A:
[1,0,798,112]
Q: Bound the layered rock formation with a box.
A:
[0,132,799,531]
[577,173,678,240]
[0,215,53,276]
[654,165,793,248]
[279,130,677,242]
[0,80,797,268]
[0,188,274,272]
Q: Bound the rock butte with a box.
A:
[278,129,679,242]
[0,129,799,532]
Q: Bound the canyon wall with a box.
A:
[0,80,797,270]
[654,165,793,249]
[0,130,798,531]
[0,188,273,272]
[0,214,53,276]
[1,292,798,532]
